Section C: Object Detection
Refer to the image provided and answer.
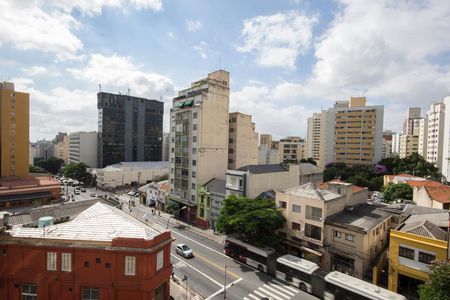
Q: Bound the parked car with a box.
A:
[74,190,80,195]
[176,244,193,258]
[90,193,96,197]
[81,188,86,192]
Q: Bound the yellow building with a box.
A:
[388,215,448,298]
[0,82,29,177]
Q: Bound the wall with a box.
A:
[413,187,445,209]
[96,165,169,188]
[246,168,299,199]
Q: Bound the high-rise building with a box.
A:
[418,118,428,160]
[402,107,421,135]
[307,113,321,160]
[0,82,29,177]
[426,102,445,168]
[315,97,383,168]
[441,97,450,182]
[228,112,258,170]
[97,92,163,168]
[258,144,280,164]
[69,131,98,168]
[162,132,170,161]
[168,70,230,223]
[391,132,401,155]
[259,134,272,146]
[399,134,419,158]
[53,132,69,163]
[278,136,306,163]
[382,131,393,159]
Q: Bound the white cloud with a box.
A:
[231,84,315,138]
[193,41,209,59]
[22,66,48,76]
[237,10,318,69]
[186,20,203,32]
[42,0,163,15]
[67,53,175,99]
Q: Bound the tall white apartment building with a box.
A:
[426,102,446,168]
[391,132,401,155]
[418,118,428,160]
[441,96,450,182]
[69,131,98,168]
[307,113,321,160]
[168,70,230,222]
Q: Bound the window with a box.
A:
[192,171,196,178]
[305,223,322,241]
[105,263,111,269]
[279,201,287,209]
[193,124,197,131]
[192,148,197,154]
[399,246,414,260]
[156,250,164,271]
[21,283,37,300]
[47,252,57,271]
[82,287,99,300]
[306,206,322,221]
[418,252,435,264]
[292,204,301,213]
[292,222,301,231]
[192,183,196,189]
[61,253,72,272]
[334,230,341,238]
[193,136,197,142]
[345,234,354,242]
[125,256,136,276]
[192,160,196,166]
[95,257,101,264]
[193,112,197,119]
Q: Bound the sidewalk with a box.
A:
[170,275,203,300]
[125,197,226,245]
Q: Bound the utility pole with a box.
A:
[223,265,227,300]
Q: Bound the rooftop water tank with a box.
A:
[38,216,54,228]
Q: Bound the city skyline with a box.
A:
[1,1,450,141]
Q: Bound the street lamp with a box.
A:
[182,275,188,300]
[166,206,186,228]
[223,265,239,300]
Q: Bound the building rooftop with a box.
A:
[325,203,391,232]
[298,163,323,175]
[399,220,447,241]
[102,161,170,171]
[236,164,288,174]
[402,212,449,229]
[423,186,450,203]
[406,180,444,187]
[205,178,226,195]
[7,202,161,242]
[281,182,342,202]
[319,179,366,193]
[138,180,169,193]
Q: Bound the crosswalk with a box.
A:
[243,280,299,300]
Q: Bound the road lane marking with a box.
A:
[267,283,296,296]
[273,280,299,293]
[248,294,259,300]
[169,229,228,258]
[171,254,223,288]
[263,284,291,299]
[254,289,272,299]
[194,253,240,279]
[205,278,243,300]
[258,287,285,300]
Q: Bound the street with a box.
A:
[27,184,319,300]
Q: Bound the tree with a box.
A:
[379,153,442,181]
[35,157,64,174]
[29,165,46,173]
[382,183,413,203]
[216,196,286,249]
[63,162,91,183]
[418,260,450,300]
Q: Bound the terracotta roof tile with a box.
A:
[406,180,444,187]
[424,186,450,204]
[320,179,366,193]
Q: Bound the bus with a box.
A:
[224,236,277,273]
[324,271,407,300]
[276,254,321,293]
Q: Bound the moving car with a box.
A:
[74,190,80,195]
[176,244,193,258]
[90,193,96,197]
[81,188,86,192]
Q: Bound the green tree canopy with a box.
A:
[35,157,64,174]
[299,158,317,166]
[382,182,413,203]
[216,196,286,248]
[379,153,442,181]
[63,162,92,184]
[29,165,47,173]
[418,260,450,300]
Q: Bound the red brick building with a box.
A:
[0,202,173,300]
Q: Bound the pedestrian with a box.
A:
[158,210,161,217]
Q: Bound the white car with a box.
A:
[176,244,193,258]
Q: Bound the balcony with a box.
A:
[290,229,323,247]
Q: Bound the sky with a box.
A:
[1,0,450,142]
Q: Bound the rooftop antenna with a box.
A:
[98,83,102,92]
[127,88,131,96]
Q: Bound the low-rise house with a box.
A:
[0,202,173,300]
[197,178,226,229]
[226,163,322,199]
[324,203,392,279]
[388,208,448,298]
[413,185,450,210]
[138,180,169,210]
[319,179,368,206]
[94,161,169,188]
[276,181,367,267]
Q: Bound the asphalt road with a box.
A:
[57,186,319,300]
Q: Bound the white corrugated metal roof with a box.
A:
[8,202,160,242]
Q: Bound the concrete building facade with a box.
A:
[279,136,306,163]
[53,132,69,163]
[0,82,29,178]
[418,118,428,160]
[168,70,230,224]
[307,113,321,160]
[228,112,258,170]
[441,96,450,182]
[258,144,280,165]
[69,131,98,168]
[426,102,445,168]
[259,134,272,146]
[392,132,401,156]
[382,131,393,159]
[162,132,170,161]
[399,134,419,158]
[97,92,163,168]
